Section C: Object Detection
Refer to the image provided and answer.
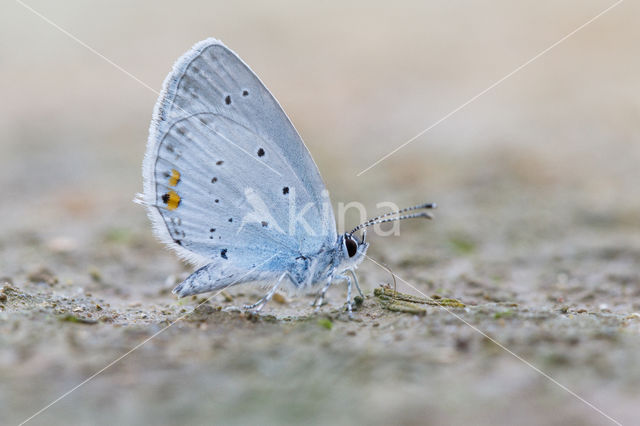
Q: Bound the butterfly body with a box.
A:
[172,232,368,299]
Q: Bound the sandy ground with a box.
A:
[1,1,640,425]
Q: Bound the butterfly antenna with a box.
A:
[349,202,436,234]
[366,202,436,224]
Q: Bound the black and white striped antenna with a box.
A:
[349,202,436,235]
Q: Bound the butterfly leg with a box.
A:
[333,274,354,318]
[312,278,333,310]
[345,274,353,318]
[243,272,289,312]
[348,269,364,299]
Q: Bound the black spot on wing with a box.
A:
[282,187,289,195]
[221,249,228,259]
[216,160,224,165]
[261,221,268,227]
[242,90,249,96]
[257,148,265,157]
[211,177,218,183]
[228,218,233,223]
[225,95,231,105]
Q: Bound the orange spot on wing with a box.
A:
[163,190,181,210]
[168,169,181,187]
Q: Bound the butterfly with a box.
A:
[138,38,435,314]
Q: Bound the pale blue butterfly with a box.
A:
[139,38,435,314]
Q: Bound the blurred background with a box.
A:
[1,1,639,425]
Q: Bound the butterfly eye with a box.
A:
[345,235,358,258]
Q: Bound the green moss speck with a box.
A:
[318,318,333,330]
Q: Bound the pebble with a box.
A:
[46,236,78,253]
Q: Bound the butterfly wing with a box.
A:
[141,39,336,294]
